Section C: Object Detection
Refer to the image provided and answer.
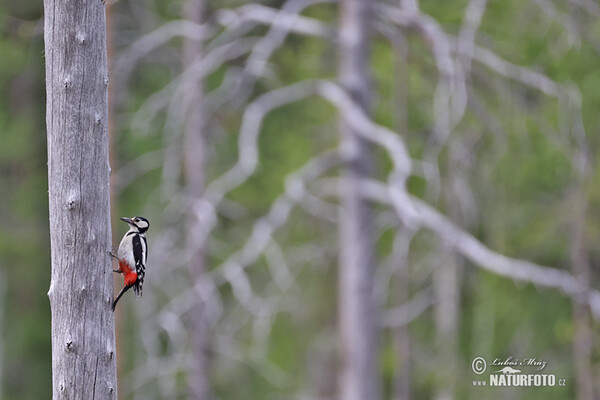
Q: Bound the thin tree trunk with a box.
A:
[433,248,459,400]
[570,188,593,400]
[0,270,4,400]
[433,170,463,400]
[392,35,411,400]
[44,0,117,398]
[337,0,380,399]
[105,3,126,393]
[183,0,210,398]
[393,236,411,400]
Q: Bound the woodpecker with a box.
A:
[110,216,149,311]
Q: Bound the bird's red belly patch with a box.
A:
[119,260,137,286]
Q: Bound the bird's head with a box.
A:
[120,216,150,234]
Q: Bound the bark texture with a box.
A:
[337,0,380,399]
[44,0,117,398]
[183,0,211,398]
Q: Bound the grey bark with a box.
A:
[44,0,117,399]
[393,237,411,400]
[183,0,211,398]
[392,36,411,400]
[434,165,464,400]
[433,248,459,400]
[0,270,4,400]
[570,188,593,400]
[337,0,380,399]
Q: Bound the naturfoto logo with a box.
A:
[471,356,566,388]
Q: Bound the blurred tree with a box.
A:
[182,0,211,398]
[337,0,381,399]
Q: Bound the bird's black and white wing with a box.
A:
[131,234,146,296]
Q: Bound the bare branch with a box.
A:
[376,3,468,201]
[205,81,320,201]
[214,3,333,42]
[569,0,600,15]
[471,44,561,97]
[244,0,335,78]
[113,20,214,90]
[533,0,580,48]
[381,288,435,327]
[457,0,488,75]
[211,151,340,309]
[355,178,600,319]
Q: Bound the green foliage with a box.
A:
[0,2,50,398]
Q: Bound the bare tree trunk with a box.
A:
[183,0,211,398]
[391,35,411,400]
[44,0,117,398]
[433,170,464,400]
[393,236,411,400]
[570,188,593,400]
[337,0,380,399]
[105,4,126,393]
[0,270,4,400]
[433,248,459,400]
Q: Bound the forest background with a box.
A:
[3,0,600,399]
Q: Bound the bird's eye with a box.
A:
[135,218,139,222]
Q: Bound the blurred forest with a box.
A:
[5,0,600,398]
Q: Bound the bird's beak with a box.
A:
[120,217,134,224]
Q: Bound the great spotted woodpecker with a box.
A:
[110,216,149,311]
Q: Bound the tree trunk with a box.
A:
[433,248,459,400]
[183,0,211,398]
[105,3,126,392]
[44,0,117,398]
[570,188,593,400]
[392,36,411,400]
[433,170,464,400]
[0,270,4,400]
[337,0,380,399]
[393,236,411,400]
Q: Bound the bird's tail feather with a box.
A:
[112,285,132,311]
